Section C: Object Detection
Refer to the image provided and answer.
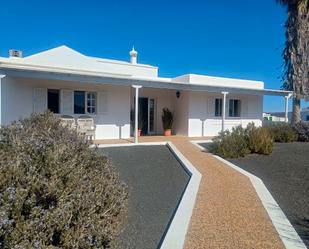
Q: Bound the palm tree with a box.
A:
[276,0,309,124]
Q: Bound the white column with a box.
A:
[284,94,292,123]
[132,85,142,143]
[221,91,228,132]
[0,75,6,126]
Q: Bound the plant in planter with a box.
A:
[162,107,173,136]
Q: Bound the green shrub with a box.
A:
[0,111,127,248]
[208,123,274,158]
[293,122,309,142]
[208,126,250,158]
[248,127,273,155]
[264,122,297,143]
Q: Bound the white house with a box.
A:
[0,45,292,140]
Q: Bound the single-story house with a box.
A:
[0,45,292,140]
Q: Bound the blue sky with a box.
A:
[1,0,305,112]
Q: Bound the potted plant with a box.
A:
[162,108,173,136]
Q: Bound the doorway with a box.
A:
[138,97,148,135]
[137,97,156,135]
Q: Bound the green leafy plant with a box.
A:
[248,127,274,155]
[208,126,250,158]
[208,123,275,158]
[161,108,173,130]
[264,122,297,142]
[0,111,127,248]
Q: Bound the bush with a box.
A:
[293,121,309,142]
[208,126,250,158]
[264,122,297,143]
[248,127,273,155]
[0,111,127,248]
[208,123,274,158]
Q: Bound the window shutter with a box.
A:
[241,98,247,117]
[226,98,230,117]
[61,89,73,114]
[33,88,47,113]
[97,91,108,114]
[208,98,215,117]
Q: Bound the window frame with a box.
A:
[86,92,97,114]
[74,91,97,115]
[215,98,222,117]
[229,99,241,117]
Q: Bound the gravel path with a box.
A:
[100,145,190,249]
[225,142,309,247]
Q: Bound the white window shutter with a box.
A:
[241,98,247,117]
[226,97,230,116]
[208,98,215,117]
[33,88,47,113]
[61,89,73,114]
[97,91,108,114]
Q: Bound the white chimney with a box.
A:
[129,47,137,64]
[9,49,23,58]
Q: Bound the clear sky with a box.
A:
[1,0,306,112]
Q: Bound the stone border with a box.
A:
[95,141,202,249]
[191,140,307,249]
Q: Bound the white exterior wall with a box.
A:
[173,91,189,136]
[1,77,131,139]
[187,92,263,137]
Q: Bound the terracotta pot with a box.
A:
[164,129,172,136]
[138,129,142,137]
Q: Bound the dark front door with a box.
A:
[139,97,148,135]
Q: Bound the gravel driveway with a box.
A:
[205,142,309,247]
[100,145,190,249]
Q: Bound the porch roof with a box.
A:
[0,64,292,97]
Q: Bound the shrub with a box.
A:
[208,123,274,158]
[248,127,273,155]
[264,122,297,143]
[293,121,309,142]
[0,111,127,248]
[208,126,250,158]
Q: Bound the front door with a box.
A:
[138,97,148,135]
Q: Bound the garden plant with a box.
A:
[0,111,127,248]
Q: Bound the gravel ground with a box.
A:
[201,142,309,247]
[100,145,190,249]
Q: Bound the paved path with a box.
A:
[95,136,284,249]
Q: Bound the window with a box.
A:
[86,92,96,114]
[47,89,60,113]
[74,91,96,114]
[306,115,309,121]
[215,98,222,117]
[229,99,241,117]
[74,91,85,114]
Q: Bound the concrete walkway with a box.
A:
[95,136,284,249]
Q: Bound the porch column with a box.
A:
[284,93,292,123]
[221,91,228,132]
[132,85,142,144]
[0,75,6,126]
